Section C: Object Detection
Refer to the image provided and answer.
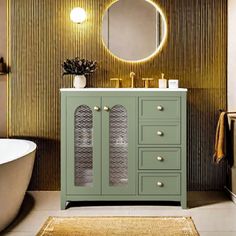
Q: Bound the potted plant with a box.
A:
[62,58,97,88]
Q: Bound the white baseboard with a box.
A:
[224,186,236,204]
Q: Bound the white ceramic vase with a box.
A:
[73,75,86,88]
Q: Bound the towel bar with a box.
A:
[219,109,236,114]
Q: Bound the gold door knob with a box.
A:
[157,131,163,136]
[94,106,100,111]
[157,105,163,111]
[156,156,164,161]
[104,106,109,111]
[157,182,163,187]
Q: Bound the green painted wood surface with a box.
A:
[139,97,180,120]
[64,194,181,202]
[66,96,102,195]
[61,91,187,209]
[102,97,136,195]
[61,93,67,209]
[139,148,181,170]
[180,93,187,209]
[139,173,181,195]
[139,122,181,145]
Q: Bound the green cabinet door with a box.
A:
[66,96,101,195]
[102,97,136,195]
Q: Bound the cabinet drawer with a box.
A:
[139,148,181,170]
[139,97,180,120]
[139,123,180,145]
[139,173,180,195]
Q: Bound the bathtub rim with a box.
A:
[0,139,37,165]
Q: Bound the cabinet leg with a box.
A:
[181,200,187,209]
[61,199,66,210]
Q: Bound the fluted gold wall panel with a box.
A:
[9,0,227,190]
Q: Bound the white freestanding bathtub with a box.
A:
[0,139,36,232]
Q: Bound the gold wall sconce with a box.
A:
[70,7,87,24]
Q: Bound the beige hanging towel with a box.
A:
[213,112,229,163]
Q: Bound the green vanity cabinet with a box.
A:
[61,89,187,209]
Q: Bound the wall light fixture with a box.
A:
[70,7,87,24]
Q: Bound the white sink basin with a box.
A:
[60,88,187,92]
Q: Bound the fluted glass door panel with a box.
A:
[109,105,128,186]
[74,105,93,187]
[102,97,135,195]
[66,96,101,195]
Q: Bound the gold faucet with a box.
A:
[130,72,135,88]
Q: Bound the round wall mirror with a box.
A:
[102,0,167,62]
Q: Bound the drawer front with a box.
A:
[139,123,180,145]
[139,97,180,120]
[139,173,180,195]
[139,148,181,170]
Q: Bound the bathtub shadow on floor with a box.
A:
[2,192,35,234]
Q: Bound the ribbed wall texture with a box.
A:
[9,0,227,190]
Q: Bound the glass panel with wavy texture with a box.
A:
[109,105,128,186]
[74,105,93,187]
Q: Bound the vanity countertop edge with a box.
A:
[60,88,188,92]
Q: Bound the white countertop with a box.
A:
[60,88,188,92]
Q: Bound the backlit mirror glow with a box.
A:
[102,0,167,62]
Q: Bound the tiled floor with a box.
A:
[1,191,236,235]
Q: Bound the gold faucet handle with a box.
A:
[110,78,122,88]
[142,78,154,88]
[130,72,135,78]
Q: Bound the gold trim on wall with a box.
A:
[9,0,227,190]
[7,0,11,137]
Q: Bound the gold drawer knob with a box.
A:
[157,182,163,187]
[157,131,163,136]
[157,156,164,161]
[94,106,100,111]
[104,106,109,111]
[157,105,163,111]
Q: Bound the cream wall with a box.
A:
[228,0,236,111]
[0,0,7,137]
[228,0,236,195]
